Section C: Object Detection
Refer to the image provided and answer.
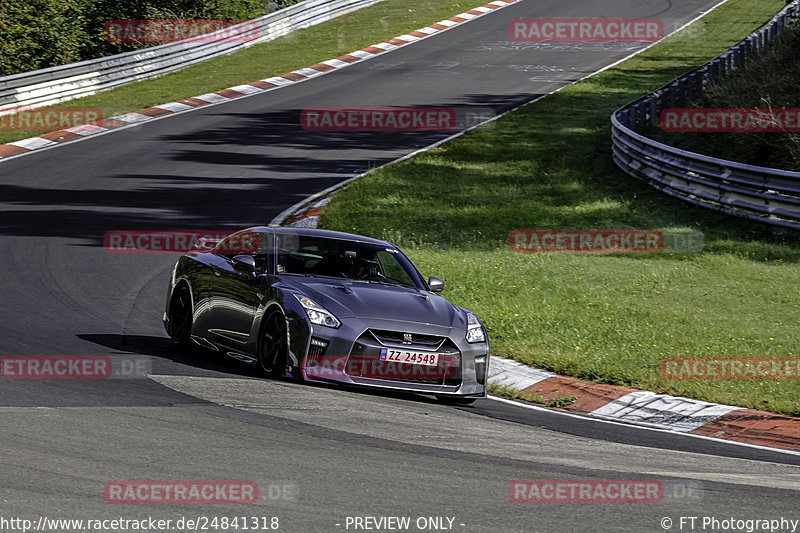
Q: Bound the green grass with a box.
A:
[488,384,550,406]
[0,0,471,144]
[319,0,800,415]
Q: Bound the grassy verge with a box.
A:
[320,0,800,415]
[488,384,577,409]
[0,0,470,145]
[647,20,800,170]
[487,384,547,406]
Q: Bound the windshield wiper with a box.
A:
[357,279,411,288]
[284,273,345,280]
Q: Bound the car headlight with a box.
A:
[293,294,341,328]
[465,312,486,343]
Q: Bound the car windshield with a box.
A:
[276,234,423,288]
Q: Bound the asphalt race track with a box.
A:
[1,1,799,531]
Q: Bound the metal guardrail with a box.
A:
[611,0,800,231]
[0,0,383,112]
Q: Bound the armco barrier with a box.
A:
[0,0,383,113]
[611,0,800,231]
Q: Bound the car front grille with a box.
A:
[348,332,462,386]
[344,354,462,385]
[368,329,444,349]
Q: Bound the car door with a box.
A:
[204,231,264,351]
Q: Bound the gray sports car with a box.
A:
[163,227,489,403]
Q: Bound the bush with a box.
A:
[648,21,800,170]
[0,0,88,75]
[0,0,302,77]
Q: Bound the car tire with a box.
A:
[259,308,288,378]
[435,395,477,405]
[168,286,193,348]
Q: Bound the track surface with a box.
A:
[2,1,798,531]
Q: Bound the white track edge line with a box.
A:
[488,395,800,457]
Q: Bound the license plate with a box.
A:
[380,348,438,366]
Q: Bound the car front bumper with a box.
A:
[290,315,489,398]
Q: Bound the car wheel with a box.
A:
[435,395,477,405]
[259,308,288,378]
[168,286,193,347]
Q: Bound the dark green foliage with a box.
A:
[0,0,301,76]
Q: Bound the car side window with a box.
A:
[255,232,271,273]
[213,231,257,255]
[213,231,264,266]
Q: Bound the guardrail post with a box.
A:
[691,70,703,100]
[648,98,659,128]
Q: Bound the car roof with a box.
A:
[243,226,394,247]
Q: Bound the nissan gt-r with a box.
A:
[163,227,489,404]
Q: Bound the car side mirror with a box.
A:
[232,255,256,272]
[428,276,445,292]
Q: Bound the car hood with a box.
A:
[281,278,463,328]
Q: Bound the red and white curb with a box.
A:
[0,0,520,162]
[489,355,800,452]
[284,197,331,228]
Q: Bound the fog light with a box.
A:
[308,337,329,357]
[475,354,488,385]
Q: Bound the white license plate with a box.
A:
[379,348,439,366]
